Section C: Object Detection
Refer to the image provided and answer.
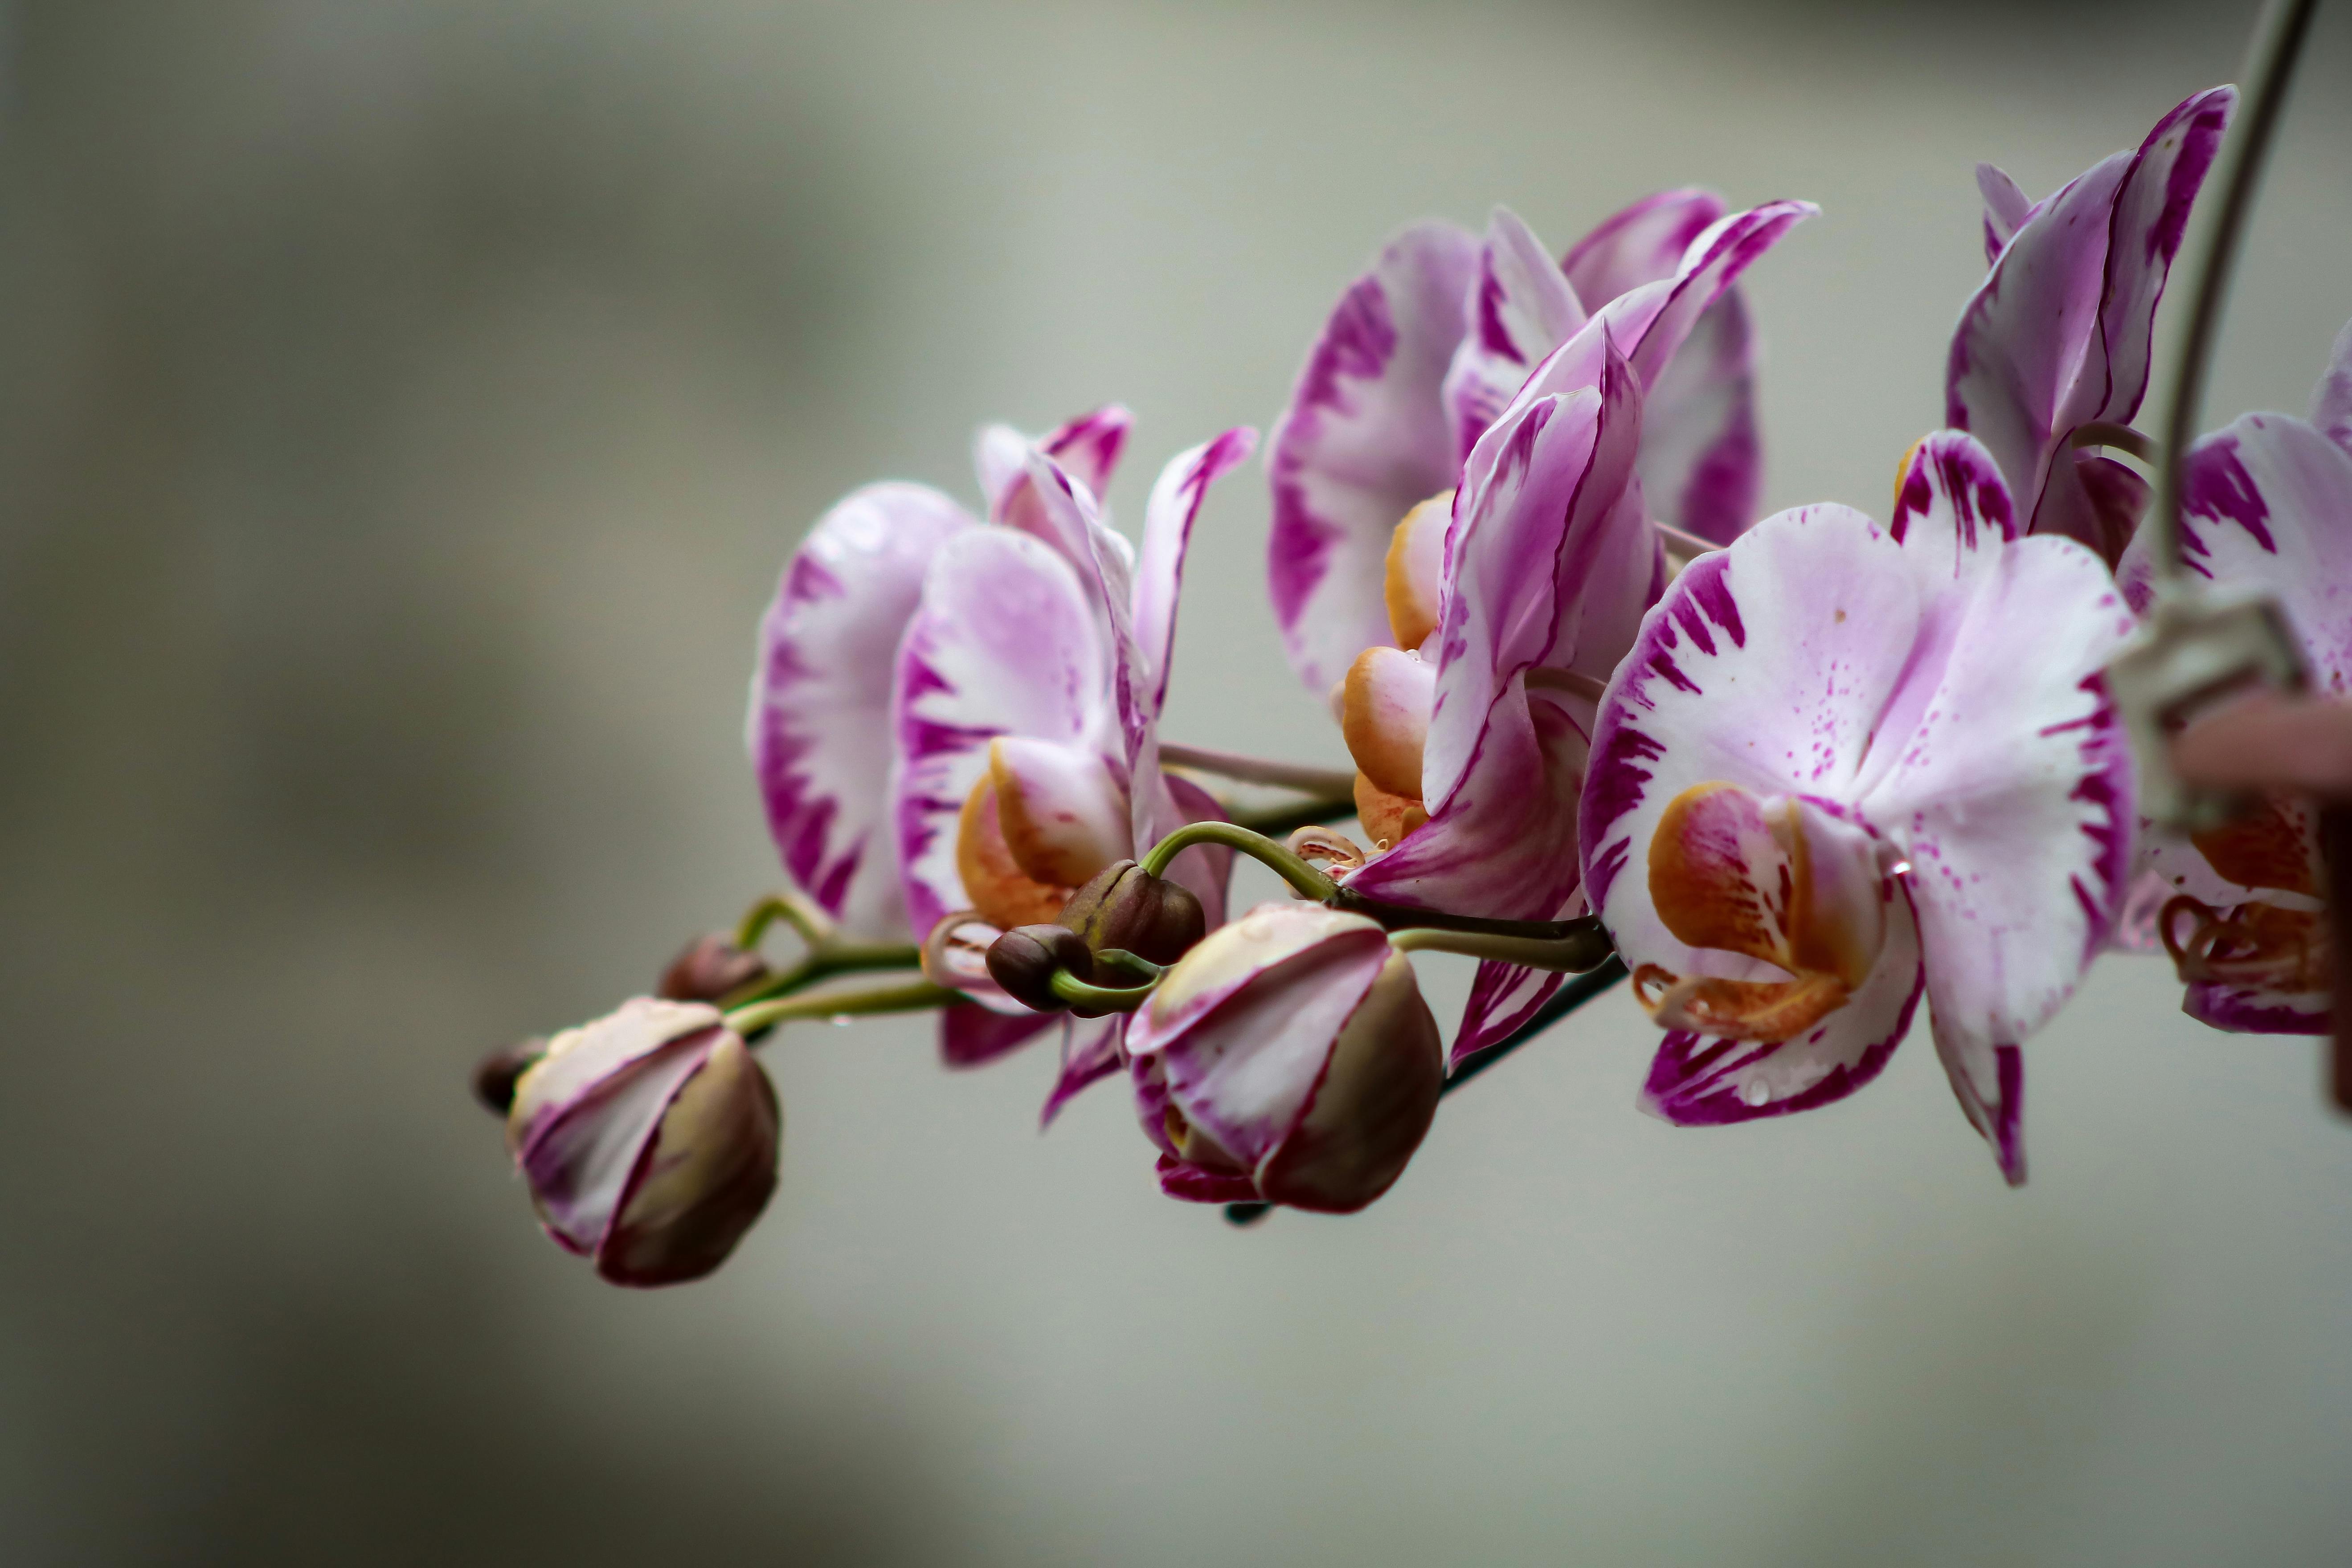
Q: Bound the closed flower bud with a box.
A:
[984,923,1092,1013]
[506,997,779,1287]
[1126,903,1442,1213]
[471,1037,546,1115]
[657,933,770,1004]
[1057,859,1207,970]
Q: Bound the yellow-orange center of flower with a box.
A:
[1630,782,1887,1043]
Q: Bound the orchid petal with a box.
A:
[1453,960,1565,1069]
[1949,88,2233,550]
[511,1000,722,1254]
[988,735,1133,889]
[975,405,1133,551]
[1268,222,1479,694]
[1440,207,1589,460]
[749,483,976,941]
[601,1030,779,1286]
[1151,772,1236,932]
[1349,341,1653,921]
[2311,318,2352,459]
[1641,886,1923,1124]
[1976,163,2033,266]
[941,1004,1059,1069]
[1129,911,1392,1169]
[1041,1018,1124,1126]
[1134,427,1258,717]
[893,528,1113,935]
[1637,288,1759,544]
[1560,188,1729,307]
[2119,413,2352,685]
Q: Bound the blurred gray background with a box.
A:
[4,1,2351,1563]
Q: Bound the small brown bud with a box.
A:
[1057,860,1206,969]
[472,1037,546,1115]
[985,923,1092,1013]
[658,933,770,1004]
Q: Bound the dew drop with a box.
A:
[829,1015,851,1027]
[1742,1079,1771,1107]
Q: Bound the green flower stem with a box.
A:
[2151,0,2319,585]
[1387,923,1615,973]
[1049,969,1159,1013]
[733,891,837,954]
[720,942,924,1011]
[1222,957,1631,1227]
[1140,820,1338,901]
[724,977,962,1041]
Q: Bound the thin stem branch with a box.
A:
[1159,742,1358,797]
[724,941,924,1009]
[733,891,838,955]
[2152,0,2319,584]
[724,977,961,1041]
[1388,924,1616,973]
[1049,970,1158,1012]
[2069,421,2160,465]
[1141,820,1339,901]
[1222,958,1631,1226]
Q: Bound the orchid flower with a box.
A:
[1948,87,2235,566]
[1129,903,1443,1213]
[893,426,1257,1113]
[1317,204,1812,1060]
[1268,192,1816,697]
[1580,432,2138,1182]
[2118,320,2352,1034]
[508,998,780,1287]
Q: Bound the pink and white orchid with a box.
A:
[1268,192,1816,697]
[1129,902,1443,1213]
[2119,320,2352,1034]
[745,408,1134,1068]
[893,426,1257,1110]
[1948,87,2235,565]
[1580,432,2139,1182]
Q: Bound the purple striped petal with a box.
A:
[1041,1018,1125,1126]
[892,528,1118,937]
[941,1004,1059,1069]
[1976,163,2033,266]
[2311,318,2352,459]
[1560,188,1728,307]
[974,405,1133,549]
[1637,288,1759,545]
[749,483,978,940]
[1641,889,1924,1126]
[1134,427,1259,717]
[1346,341,1654,926]
[1949,88,2233,551]
[1440,207,1589,460]
[2118,413,2352,685]
[1859,438,2139,1165]
[1268,222,1479,694]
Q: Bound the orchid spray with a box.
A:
[474,0,2346,1281]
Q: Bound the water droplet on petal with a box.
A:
[829,1014,851,1027]
[1742,1078,1771,1107]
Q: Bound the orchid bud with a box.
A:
[1057,859,1206,969]
[506,997,779,1287]
[471,1037,545,1115]
[657,933,769,1004]
[984,923,1092,1013]
[1127,904,1442,1213]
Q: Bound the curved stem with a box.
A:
[1328,890,1604,943]
[733,891,837,955]
[723,941,924,1009]
[1158,742,1358,797]
[1049,969,1158,1012]
[724,977,961,1041]
[2069,421,2160,465]
[2151,0,2319,585]
[1141,820,1339,901]
[1388,923,1615,972]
